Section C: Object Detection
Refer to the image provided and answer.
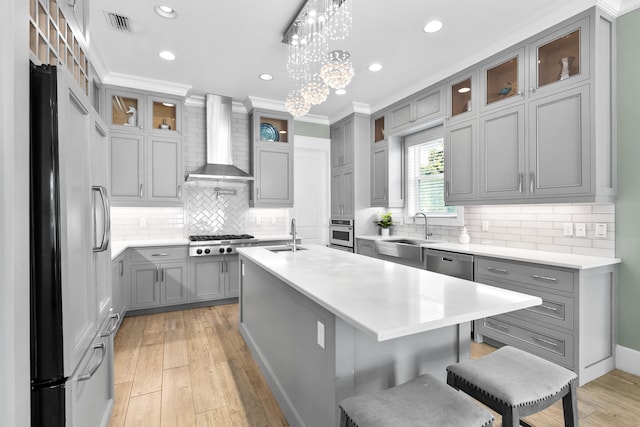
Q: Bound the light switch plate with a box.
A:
[317,321,325,349]
[595,223,607,238]
[563,223,573,236]
[575,223,587,237]
[482,220,490,231]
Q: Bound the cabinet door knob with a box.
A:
[139,184,143,198]
[177,184,182,198]
[529,87,536,93]
[530,172,535,193]
[517,91,523,97]
[518,173,523,193]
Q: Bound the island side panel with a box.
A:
[239,257,338,427]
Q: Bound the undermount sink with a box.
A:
[374,238,445,262]
[267,245,307,253]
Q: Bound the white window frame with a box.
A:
[404,126,464,227]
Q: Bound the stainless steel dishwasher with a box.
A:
[424,248,474,280]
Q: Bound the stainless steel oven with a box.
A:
[329,218,354,249]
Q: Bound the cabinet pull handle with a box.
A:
[487,267,508,274]
[139,184,143,199]
[532,336,560,349]
[486,321,509,332]
[155,266,159,283]
[529,172,535,193]
[177,184,181,198]
[78,343,106,381]
[152,253,170,257]
[101,312,121,337]
[257,188,261,199]
[119,260,124,277]
[518,173,523,193]
[539,304,559,312]
[531,274,557,282]
[445,181,450,197]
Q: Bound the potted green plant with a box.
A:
[376,212,393,237]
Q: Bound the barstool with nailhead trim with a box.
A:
[446,346,579,427]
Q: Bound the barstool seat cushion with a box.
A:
[339,373,493,427]
[446,346,577,408]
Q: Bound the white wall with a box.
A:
[0,0,31,424]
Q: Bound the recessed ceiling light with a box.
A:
[423,20,443,33]
[259,73,273,81]
[155,5,177,19]
[368,63,383,72]
[162,102,175,107]
[458,87,471,93]
[159,50,175,61]
[335,89,346,95]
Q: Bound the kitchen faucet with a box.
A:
[413,212,433,240]
[290,218,297,252]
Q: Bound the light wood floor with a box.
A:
[109,303,640,427]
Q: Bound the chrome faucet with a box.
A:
[413,212,433,240]
[290,218,297,252]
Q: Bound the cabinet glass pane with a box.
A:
[486,57,518,105]
[374,117,385,142]
[260,116,289,143]
[451,78,472,117]
[111,96,139,127]
[152,101,177,130]
[537,29,580,88]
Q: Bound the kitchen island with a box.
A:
[237,244,541,427]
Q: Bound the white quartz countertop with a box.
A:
[237,244,542,341]
[110,235,297,261]
[357,235,621,270]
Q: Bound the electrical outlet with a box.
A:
[140,217,147,228]
[575,223,586,237]
[595,223,607,238]
[317,321,325,349]
[563,223,574,236]
[482,220,490,231]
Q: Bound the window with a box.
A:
[405,127,461,224]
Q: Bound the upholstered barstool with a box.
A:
[338,373,494,427]
[446,346,578,427]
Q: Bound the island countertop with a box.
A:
[237,244,542,341]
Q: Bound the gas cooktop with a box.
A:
[188,234,257,256]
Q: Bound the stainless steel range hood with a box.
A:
[186,94,254,181]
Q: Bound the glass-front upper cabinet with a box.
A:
[447,69,476,122]
[253,110,292,144]
[373,116,385,143]
[146,95,182,135]
[480,48,525,111]
[528,16,590,96]
[106,88,145,133]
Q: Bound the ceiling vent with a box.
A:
[104,11,133,33]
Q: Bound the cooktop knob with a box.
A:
[204,248,210,254]
[196,249,203,255]
[219,248,225,253]
[226,247,233,253]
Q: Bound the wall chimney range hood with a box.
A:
[186,94,254,181]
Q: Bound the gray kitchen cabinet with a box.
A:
[59,0,89,42]
[479,47,525,112]
[388,86,444,133]
[479,105,526,200]
[370,143,388,206]
[147,136,182,202]
[474,256,616,385]
[444,118,477,203]
[331,118,353,168]
[105,88,145,133]
[160,261,189,305]
[331,167,354,218]
[130,264,160,309]
[110,133,144,202]
[145,94,182,136]
[355,238,375,258]
[190,256,240,301]
[111,253,127,330]
[250,109,294,207]
[528,85,590,198]
[446,69,477,123]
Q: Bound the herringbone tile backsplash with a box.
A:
[185,180,249,235]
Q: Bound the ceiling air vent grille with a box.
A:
[104,12,133,33]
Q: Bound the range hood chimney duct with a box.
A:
[186,94,254,181]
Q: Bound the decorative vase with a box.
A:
[380,228,390,237]
[458,227,470,244]
[559,56,573,81]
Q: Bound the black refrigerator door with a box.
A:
[30,62,66,426]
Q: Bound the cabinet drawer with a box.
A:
[479,314,574,368]
[476,257,575,293]
[130,246,188,263]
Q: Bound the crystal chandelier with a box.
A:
[283,0,353,117]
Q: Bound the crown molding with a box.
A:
[615,0,640,14]
[185,95,247,113]
[294,114,330,125]
[101,72,192,96]
[329,101,371,124]
[244,96,288,113]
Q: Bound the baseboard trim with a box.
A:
[616,345,640,376]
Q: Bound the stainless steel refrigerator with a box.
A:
[30,63,115,427]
